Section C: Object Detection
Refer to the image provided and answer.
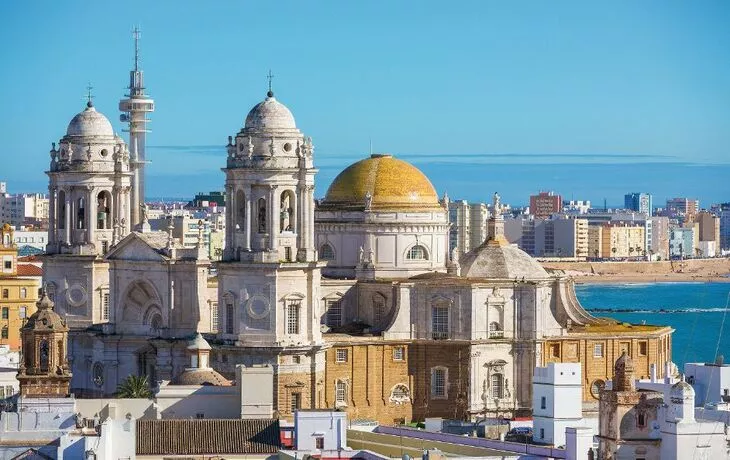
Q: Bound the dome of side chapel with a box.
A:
[322,154,442,210]
[460,238,549,280]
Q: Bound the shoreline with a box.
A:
[540,258,730,285]
[572,274,730,285]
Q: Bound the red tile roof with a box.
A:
[16,264,43,276]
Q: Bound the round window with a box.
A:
[100,149,108,157]
[283,142,292,152]
[246,295,270,319]
[590,379,605,399]
[65,284,88,307]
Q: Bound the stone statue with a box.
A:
[258,202,267,233]
[451,247,459,264]
[269,137,276,156]
[247,136,254,157]
[493,192,502,218]
[140,203,149,223]
[367,248,374,265]
[280,194,291,231]
[358,246,365,264]
[364,191,372,210]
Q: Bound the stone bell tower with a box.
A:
[17,292,72,397]
[217,83,326,414]
[43,97,133,328]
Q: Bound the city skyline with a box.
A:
[1,1,729,204]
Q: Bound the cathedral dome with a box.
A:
[322,154,441,210]
[66,102,114,137]
[460,239,549,279]
[244,92,297,131]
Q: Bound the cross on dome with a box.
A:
[85,82,94,107]
[267,69,275,97]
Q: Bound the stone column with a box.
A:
[244,184,252,251]
[224,185,233,256]
[269,186,279,251]
[87,186,96,247]
[48,186,56,244]
[64,191,71,244]
[69,189,75,244]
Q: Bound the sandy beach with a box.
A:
[540,258,730,285]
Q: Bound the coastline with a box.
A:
[570,274,730,285]
[540,258,730,285]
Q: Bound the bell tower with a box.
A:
[17,292,72,397]
[217,83,326,413]
[43,95,133,327]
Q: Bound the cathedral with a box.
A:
[40,41,673,423]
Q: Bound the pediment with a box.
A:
[105,234,168,262]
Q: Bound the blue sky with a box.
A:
[1,1,729,205]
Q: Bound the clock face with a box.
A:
[246,295,270,319]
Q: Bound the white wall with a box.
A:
[294,410,347,451]
[685,362,730,406]
[532,363,582,447]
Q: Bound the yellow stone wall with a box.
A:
[542,329,672,401]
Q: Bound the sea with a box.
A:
[574,282,730,369]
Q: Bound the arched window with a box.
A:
[96,191,112,229]
[0,327,7,340]
[406,245,428,260]
[20,288,26,299]
[58,190,66,229]
[257,198,267,233]
[77,197,86,229]
[319,243,335,261]
[149,314,162,334]
[236,189,246,229]
[491,373,503,399]
[39,339,49,372]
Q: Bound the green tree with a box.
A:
[116,375,152,399]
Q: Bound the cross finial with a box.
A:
[85,83,94,107]
[267,69,274,97]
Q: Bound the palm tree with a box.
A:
[116,375,152,399]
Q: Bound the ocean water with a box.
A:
[574,282,730,369]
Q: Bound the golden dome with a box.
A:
[322,154,441,210]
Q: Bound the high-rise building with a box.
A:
[665,197,699,221]
[624,192,652,216]
[695,211,721,249]
[0,190,49,228]
[505,216,588,258]
[720,203,730,250]
[647,216,670,260]
[448,200,488,256]
[529,191,562,219]
[594,223,646,259]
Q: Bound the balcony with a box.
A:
[488,330,504,339]
[431,332,449,340]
